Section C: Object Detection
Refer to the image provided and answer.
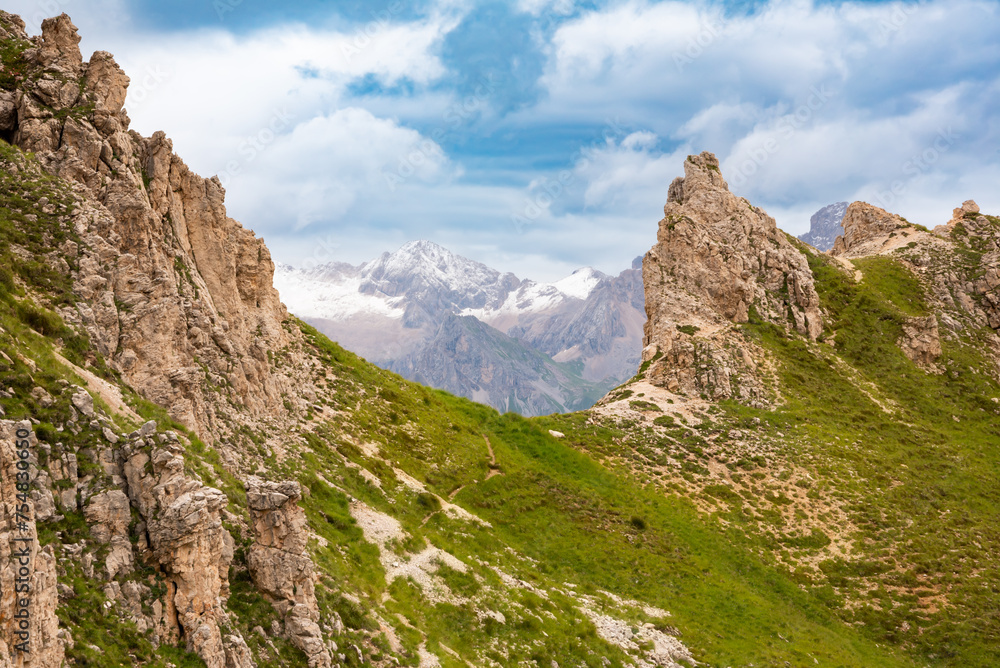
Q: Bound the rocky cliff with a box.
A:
[0,12,328,667]
[0,12,299,447]
[640,151,822,403]
[830,198,1000,361]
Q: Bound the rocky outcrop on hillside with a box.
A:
[799,202,848,251]
[82,489,133,579]
[4,8,1000,668]
[646,152,822,337]
[0,421,63,668]
[898,315,943,369]
[933,201,1000,332]
[0,12,301,445]
[5,410,257,668]
[829,198,999,371]
[246,478,331,668]
[123,436,250,668]
[831,202,911,257]
[640,152,821,403]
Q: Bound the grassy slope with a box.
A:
[742,251,1000,665]
[535,249,1000,667]
[283,322,913,667]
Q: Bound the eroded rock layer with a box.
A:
[246,478,331,668]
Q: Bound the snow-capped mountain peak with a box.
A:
[357,240,522,311]
[275,242,622,326]
[272,241,646,417]
[553,267,607,300]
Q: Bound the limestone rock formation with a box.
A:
[0,421,64,668]
[0,9,338,664]
[832,199,999,366]
[898,315,943,369]
[831,202,910,257]
[0,11,303,446]
[246,478,331,668]
[640,152,822,402]
[952,199,980,223]
[646,152,822,337]
[940,203,1000,331]
[122,437,246,668]
[83,489,134,578]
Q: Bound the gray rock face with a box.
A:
[387,314,608,415]
[508,265,645,370]
[899,315,942,369]
[0,11,297,447]
[83,489,133,578]
[0,421,64,668]
[122,441,242,668]
[799,202,848,251]
[641,152,823,404]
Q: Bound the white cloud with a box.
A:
[534,0,1000,236]
[98,17,450,176]
[577,132,683,210]
[224,107,455,231]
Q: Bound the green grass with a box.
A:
[712,252,1000,665]
[280,320,915,667]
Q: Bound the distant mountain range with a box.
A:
[274,241,645,415]
[799,202,849,251]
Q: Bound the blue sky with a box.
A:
[8,0,1000,280]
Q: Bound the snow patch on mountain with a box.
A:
[275,241,608,323]
[273,263,405,321]
[553,267,606,300]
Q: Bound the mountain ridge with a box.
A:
[275,240,645,415]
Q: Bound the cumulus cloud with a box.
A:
[224,107,455,231]
[534,0,1000,235]
[102,16,450,173]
